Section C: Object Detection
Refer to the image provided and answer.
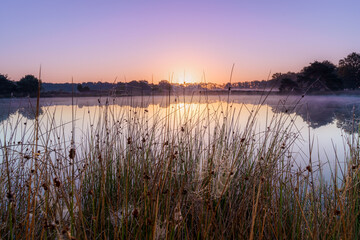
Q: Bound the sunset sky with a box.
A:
[1,0,360,84]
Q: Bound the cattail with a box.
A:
[147,218,153,225]
[132,208,139,218]
[54,178,61,187]
[69,148,76,159]
[7,192,14,202]
[143,173,150,180]
[42,183,48,191]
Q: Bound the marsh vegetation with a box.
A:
[0,94,360,239]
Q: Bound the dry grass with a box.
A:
[0,92,359,239]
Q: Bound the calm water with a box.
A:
[1,95,359,182]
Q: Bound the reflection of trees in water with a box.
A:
[0,107,18,123]
[0,102,44,122]
[274,98,360,133]
[1,96,360,133]
[335,106,360,133]
[18,107,43,120]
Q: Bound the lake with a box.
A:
[1,94,359,182]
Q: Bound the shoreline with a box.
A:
[1,89,360,99]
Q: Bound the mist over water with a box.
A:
[0,95,359,182]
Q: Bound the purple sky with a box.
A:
[1,0,360,83]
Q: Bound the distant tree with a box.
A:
[298,61,343,92]
[272,72,298,82]
[224,82,232,90]
[138,80,151,91]
[272,72,298,92]
[77,84,90,92]
[272,73,283,80]
[338,52,360,89]
[77,84,83,92]
[116,82,126,93]
[243,82,250,89]
[279,78,300,92]
[127,80,140,91]
[0,74,16,96]
[17,75,41,97]
[158,80,172,93]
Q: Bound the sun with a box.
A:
[177,73,196,84]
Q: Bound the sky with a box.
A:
[1,0,360,84]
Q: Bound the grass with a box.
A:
[0,92,359,239]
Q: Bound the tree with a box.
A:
[77,84,83,92]
[338,52,360,89]
[17,75,41,97]
[138,80,151,91]
[158,80,172,93]
[0,74,16,96]
[77,84,90,92]
[279,78,300,92]
[272,72,298,90]
[298,61,343,92]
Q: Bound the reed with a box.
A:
[0,92,359,239]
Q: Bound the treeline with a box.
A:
[257,52,359,93]
[0,74,41,97]
[75,79,173,95]
[223,52,360,93]
[0,74,175,97]
[2,52,359,97]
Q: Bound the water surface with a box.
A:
[1,95,359,182]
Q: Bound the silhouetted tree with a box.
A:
[77,84,83,92]
[17,75,41,97]
[158,80,172,93]
[0,74,16,96]
[138,80,151,91]
[273,72,298,91]
[272,72,298,82]
[298,61,343,92]
[115,82,126,94]
[77,84,90,92]
[279,78,300,92]
[224,82,232,90]
[338,52,360,89]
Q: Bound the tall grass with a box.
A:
[0,93,359,239]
